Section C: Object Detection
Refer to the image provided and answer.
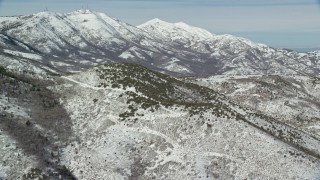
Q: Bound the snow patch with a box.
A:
[3,49,42,60]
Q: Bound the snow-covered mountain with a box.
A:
[1,10,320,179]
[138,18,215,42]
[0,10,319,76]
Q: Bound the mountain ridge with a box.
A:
[0,10,319,77]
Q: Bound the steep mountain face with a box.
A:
[0,10,319,76]
[0,10,143,52]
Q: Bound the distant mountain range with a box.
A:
[291,47,320,53]
[0,9,319,77]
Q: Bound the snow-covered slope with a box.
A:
[57,65,320,179]
[1,62,320,179]
[192,75,320,137]
[138,18,214,42]
[0,10,319,76]
[1,10,144,53]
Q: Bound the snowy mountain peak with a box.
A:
[26,9,96,19]
[0,9,146,53]
[33,11,55,17]
[142,18,165,24]
[68,9,94,15]
[138,18,214,41]
[213,34,268,49]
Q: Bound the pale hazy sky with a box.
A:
[0,0,319,51]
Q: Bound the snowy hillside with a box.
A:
[192,75,320,137]
[1,63,320,179]
[0,10,319,76]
